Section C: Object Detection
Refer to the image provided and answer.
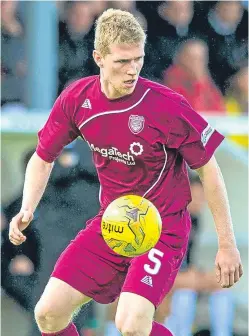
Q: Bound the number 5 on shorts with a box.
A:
[144,248,164,275]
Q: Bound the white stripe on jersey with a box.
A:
[142,145,167,198]
[99,185,102,204]
[78,88,151,129]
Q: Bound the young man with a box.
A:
[9,9,243,336]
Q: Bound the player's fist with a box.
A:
[9,210,34,245]
[215,247,243,288]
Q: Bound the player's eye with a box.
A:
[116,57,143,64]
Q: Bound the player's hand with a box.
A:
[215,247,243,288]
[9,210,34,245]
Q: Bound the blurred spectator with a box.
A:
[1,0,26,105]
[1,0,23,36]
[90,1,109,19]
[156,174,235,336]
[111,0,147,30]
[139,1,200,81]
[111,0,137,11]
[1,148,41,311]
[225,67,248,148]
[144,1,196,41]
[58,1,96,93]
[199,1,248,93]
[163,39,226,114]
[225,67,248,115]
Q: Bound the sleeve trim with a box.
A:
[188,131,225,169]
[36,146,56,163]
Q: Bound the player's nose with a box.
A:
[127,60,138,76]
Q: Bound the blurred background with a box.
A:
[1,1,248,335]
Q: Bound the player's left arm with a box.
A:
[166,97,243,288]
[195,155,243,288]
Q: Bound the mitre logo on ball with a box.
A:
[128,115,145,134]
[101,195,162,258]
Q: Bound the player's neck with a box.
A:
[99,75,132,101]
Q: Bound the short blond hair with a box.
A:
[94,8,146,56]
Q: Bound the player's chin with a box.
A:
[121,85,135,94]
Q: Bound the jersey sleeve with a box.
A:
[166,98,225,169]
[36,94,80,163]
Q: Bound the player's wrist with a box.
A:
[20,206,34,214]
[218,240,237,250]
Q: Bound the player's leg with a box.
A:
[34,214,128,335]
[116,252,180,336]
[35,277,91,334]
[116,292,155,335]
[116,210,191,336]
[117,292,175,336]
[116,292,173,336]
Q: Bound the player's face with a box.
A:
[95,42,145,99]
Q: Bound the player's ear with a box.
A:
[93,50,103,68]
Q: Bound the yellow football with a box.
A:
[101,195,162,257]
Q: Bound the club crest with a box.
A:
[128,115,145,134]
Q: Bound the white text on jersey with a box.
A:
[86,141,136,166]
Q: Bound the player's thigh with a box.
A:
[51,218,128,305]
[121,211,191,306]
[35,277,92,318]
[122,248,185,309]
[115,292,155,331]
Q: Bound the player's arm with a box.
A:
[22,153,53,214]
[195,156,243,288]
[9,92,79,246]
[195,156,236,248]
[9,155,54,246]
[166,97,243,288]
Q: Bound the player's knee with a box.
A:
[34,301,56,328]
[115,313,152,336]
[34,300,65,331]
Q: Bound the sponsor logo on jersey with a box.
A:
[128,115,145,134]
[86,141,143,165]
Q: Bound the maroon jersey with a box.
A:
[37,76,224,216]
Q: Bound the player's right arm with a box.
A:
[9,89,80,246]
[9,153,54,246]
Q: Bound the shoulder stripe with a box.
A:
[78,88,150,129]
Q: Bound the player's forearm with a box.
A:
[21,152,54,213]
[196,156,237,249]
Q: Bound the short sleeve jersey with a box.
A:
[37,76,224,216]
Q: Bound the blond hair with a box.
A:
[94,8,146,56]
